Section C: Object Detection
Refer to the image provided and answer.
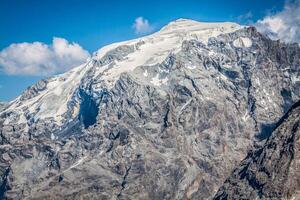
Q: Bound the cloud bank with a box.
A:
[0,37,90,76]
[133,17,154,35]
[255,0,300,43]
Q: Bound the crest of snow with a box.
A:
[233,37,252,48]
[93,19,241,87]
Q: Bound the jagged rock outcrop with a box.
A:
[214,100,300,200]
[0,19,299,199]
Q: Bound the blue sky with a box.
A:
[0,0,290,101]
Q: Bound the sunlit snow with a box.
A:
[233,37,252,48]
[3,19,242,125]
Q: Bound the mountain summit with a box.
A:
[3,19,241,127]
[0,19,299,199]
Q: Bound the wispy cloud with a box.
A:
[0,37,90,76]
[132,17,154,35]
[255,0,300,43]
[236,11,253,25]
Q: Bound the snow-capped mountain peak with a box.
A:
[1,17,300,200]
[1,19,243,126]
[159,18,240,33]
[90,19,241,85]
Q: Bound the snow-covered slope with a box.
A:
[1,18,300,200]
[2,19,241,125]
[92,19,240,85]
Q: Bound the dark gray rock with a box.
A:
[214,100,300,200]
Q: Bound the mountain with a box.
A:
[0,103,6,112]
[0,19,299,199]
[214,100,300,200]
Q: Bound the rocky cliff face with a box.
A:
[214,100,300,200]
[0,19,299,200]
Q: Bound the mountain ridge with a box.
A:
[0,19,299,199]
[1,19,242,130]
[214,100,300,200]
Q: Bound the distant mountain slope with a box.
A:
[214,100,300,200]
[0,19,299,199]
[0,102,7,112]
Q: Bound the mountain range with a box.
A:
[0,19,299,200]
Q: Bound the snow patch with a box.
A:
[150,74,168,86]
[151,74,161,86]
[233,37,252,48]
[186,61,196,69]
[291,74,300,83]
[161,77,168,85]
[208,51,216,57]
[242,111,250,121]
[5,62,90,125]
[51,133,55,140]
[143,70,148,77]
[92,20,241,88]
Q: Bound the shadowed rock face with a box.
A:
[214,101,300,200]
[0,20,299,200]
[78,89,99,128]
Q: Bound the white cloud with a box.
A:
[132,17,154,35]
[255,0,300,43]
[0,37,90,76]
